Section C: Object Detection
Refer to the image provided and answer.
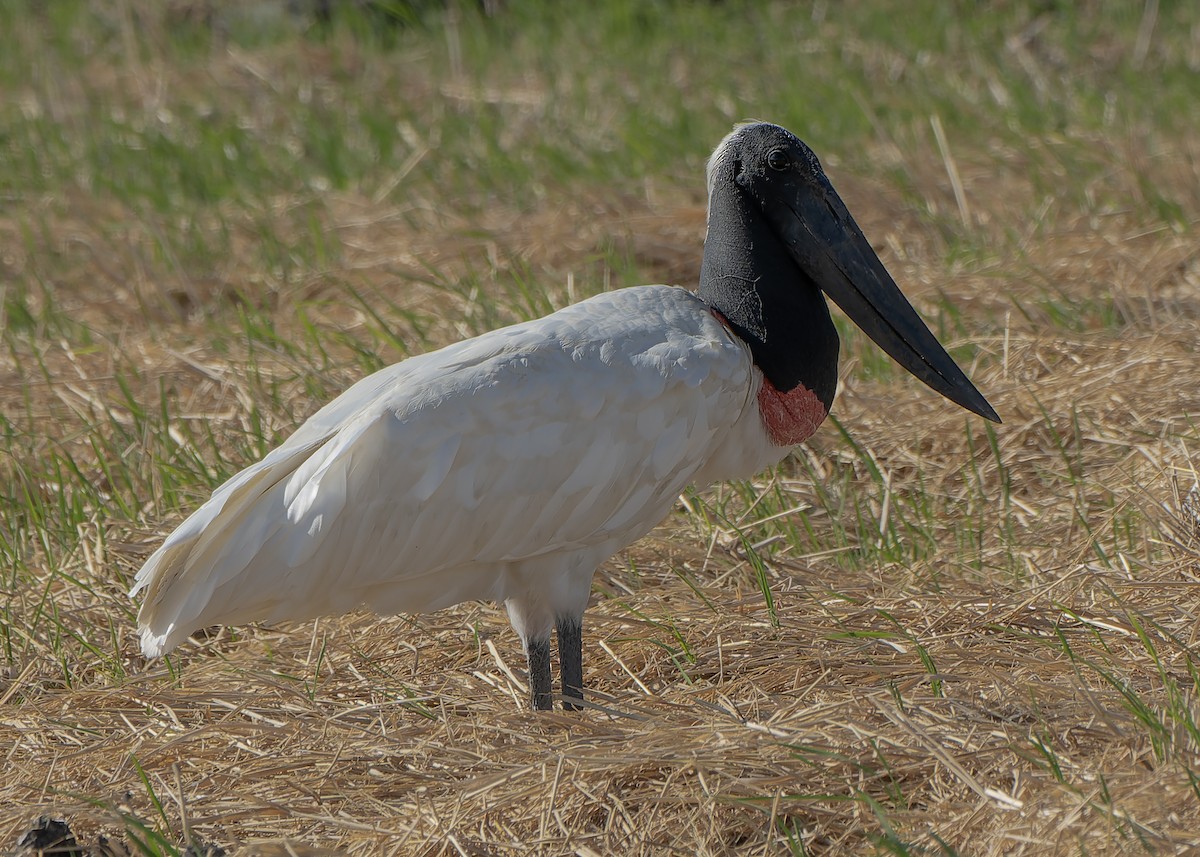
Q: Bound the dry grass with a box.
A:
[4,2,1200,854]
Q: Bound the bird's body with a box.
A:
[134,287,793,658]
[133,123,998,709]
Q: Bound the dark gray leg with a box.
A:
[526,635,553,711]
[556,616,583,711]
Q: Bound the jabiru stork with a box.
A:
[131,123,999,710]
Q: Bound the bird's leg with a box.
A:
[525,634,553,711]
[556,615,583,710]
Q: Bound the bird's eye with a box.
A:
[767,150,790,171]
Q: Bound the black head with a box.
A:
[706,122,825,203]
[699,122,999,423]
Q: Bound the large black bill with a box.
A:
[767,180,1000,423]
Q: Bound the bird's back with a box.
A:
[132,286,784,656]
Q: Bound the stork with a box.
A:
[131,123,998,710]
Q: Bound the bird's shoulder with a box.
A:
[290,285,750,443]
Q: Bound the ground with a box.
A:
[2,2,1199,854]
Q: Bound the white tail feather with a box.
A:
[133,436,332,656]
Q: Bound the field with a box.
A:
[3,1,1200,853]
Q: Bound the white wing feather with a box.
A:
[133,287,781,656]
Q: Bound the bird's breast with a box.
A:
[756,378,828,447]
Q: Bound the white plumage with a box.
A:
[132,287,784,658]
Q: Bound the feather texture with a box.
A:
[132,286,787,656]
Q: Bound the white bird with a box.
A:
[132,123,998,710]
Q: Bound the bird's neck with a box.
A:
[698,184,839,409]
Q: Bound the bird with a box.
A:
[131,122,999,711]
